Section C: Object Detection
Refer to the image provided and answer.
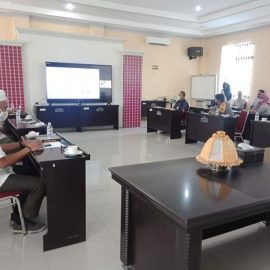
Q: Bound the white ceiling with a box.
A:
[1,0,270,37]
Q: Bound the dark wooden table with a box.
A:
[110,150,270,270]
[189,106,210,114]
[141,100,166,118]
[147,107,183,139]
[250,120,270,147]
[26,133,90,251]
[7,111,27,119]
[6,118,47,140]
[243,114,270,140]
[185,112,237,143]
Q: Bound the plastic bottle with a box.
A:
[16,105,21,123]
[255,111,259,121]
[47,122,53,137]
[215,106,219,116]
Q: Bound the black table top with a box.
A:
[8,118,46,130]
[110,149,270,230]
[23,134,90,164]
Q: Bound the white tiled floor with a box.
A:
[0,125,270,269]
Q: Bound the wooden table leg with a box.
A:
[121,187,134,268]
[174,228,202,270]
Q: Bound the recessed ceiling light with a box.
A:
[65,3,75,11]
[195,5,202,12]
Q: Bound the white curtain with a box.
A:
[219,42,255,98]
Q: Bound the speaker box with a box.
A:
[187,47,203,59]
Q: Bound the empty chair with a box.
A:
[234,110,249,142]
[0,191,26,235]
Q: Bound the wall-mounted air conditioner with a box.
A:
[145,36,171,46]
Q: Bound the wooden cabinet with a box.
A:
[35,104,119,130]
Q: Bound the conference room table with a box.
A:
[110,150,270,270]
[185,112,237,143]
[242,113,270,140]
[20,132,90,251]
[250,120,270,147]
[6,118,47,140]
[141,100,166,118]
[147,107,183,139]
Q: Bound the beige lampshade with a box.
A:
[196,131,242,167]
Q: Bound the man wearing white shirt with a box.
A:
[0,90,46,233]
[232,91,247,109]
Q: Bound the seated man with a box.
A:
[211,94,234,116]
[232,91,247,109]
[251,89,270,115]
[0,140,46,233]
[173,91,189,112]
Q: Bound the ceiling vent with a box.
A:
[145,36,171,46]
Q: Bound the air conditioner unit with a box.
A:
[145,36,171,46]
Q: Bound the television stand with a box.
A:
[35,104,119,130]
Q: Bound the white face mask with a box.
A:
[0,111,8,122]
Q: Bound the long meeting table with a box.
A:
[185,112,237,143]
[8,126,90,251]
[29,134,90,251]
[147,107,183,139]
[110,150,270,270]
[250,120,270,148]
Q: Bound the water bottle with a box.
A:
[16,105,21,123]
[215,106,219,116]
[47,122,53,137]
[255,112,259,121]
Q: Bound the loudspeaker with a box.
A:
[187,47,203,59]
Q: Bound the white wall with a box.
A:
[16,28,124,126]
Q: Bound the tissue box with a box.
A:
[237,147,265,166]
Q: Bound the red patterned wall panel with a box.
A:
[0,45,25,110]
[123,54,143,128]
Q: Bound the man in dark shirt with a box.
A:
[173,91,189,112]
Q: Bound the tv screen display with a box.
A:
[45,62,112,103]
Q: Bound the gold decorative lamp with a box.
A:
[196,131,242,171]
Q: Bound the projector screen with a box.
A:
[46,67,100,100]
[45,62,112,103]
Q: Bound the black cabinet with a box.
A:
[79,105,119,128]
[35,105,119,130]
[141,100,166,118]
[36,105,80,129]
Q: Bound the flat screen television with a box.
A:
[45,62,112,103]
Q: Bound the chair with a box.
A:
[234,110,249,142]
[0,191,26,235]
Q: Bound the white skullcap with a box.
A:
[0,90,7,101]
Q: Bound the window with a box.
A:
[219,42,255,98]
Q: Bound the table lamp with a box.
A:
[196,131,242,171]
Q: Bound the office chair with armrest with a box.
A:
[234,110,249,142]
[0,191,26,235]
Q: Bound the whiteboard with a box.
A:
[191,75,217,100]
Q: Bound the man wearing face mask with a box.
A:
[173,91,189,112]
[0,90,14,143]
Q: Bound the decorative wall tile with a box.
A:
[0,45,25,110]
[123,55,143,128]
